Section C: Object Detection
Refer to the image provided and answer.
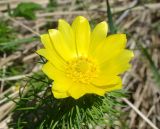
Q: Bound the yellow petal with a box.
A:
[42,62,65,80]
[92,75,121,86]
[98,80,122,92]
[89,21,108,54]
[67,84,86,99]
[58,19,77,57]
[91,34,127,64]
[36,49,46,57]
[48,29,74,61]
[39,34,66,69]
[100,50,134,76]
[106,83,122,91]
[40,34,66,64]
[68,83,105,99]
[72,16,90,56]
[43,63,72,98]
[52,79,72,93]
[52,89,69,98]
[36,49,65,70]
[40,34,53,50]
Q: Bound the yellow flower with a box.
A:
[37,16,133,99]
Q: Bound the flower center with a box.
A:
[66,57,98,84]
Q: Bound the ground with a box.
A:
[0,0,160,129]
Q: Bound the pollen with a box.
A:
[66,57,98,84]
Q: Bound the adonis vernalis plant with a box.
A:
[10,16,133,129]
[37,16,133,99]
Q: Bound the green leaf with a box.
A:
[139,43,160,87]
[0,20,15,42]
[0,37,38,53]
[0,20,16,53]
[13,2,42,20]
[48,0,57,8]
[106,0,117,34]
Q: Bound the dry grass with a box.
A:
[0,0,160,129]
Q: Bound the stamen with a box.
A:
[66,57,98,84]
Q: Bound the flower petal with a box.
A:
[42,62,71,98]
[36,49,65,70]
[89,21,108,54]
[72,16,90,56]
[40,34,53,50]
[91,34,127,64]
[39,34,66,69]
[105,83,122,92]
[96,80,122,92]
[58,19,77,57]
[100,50,134,76]
[52,89,69,98]
[92,75,121,86]
[68,83,105,99]
[42,61,65,80]
[52,79,72,93]
[67,84,86,99]
[48,29,74,61]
